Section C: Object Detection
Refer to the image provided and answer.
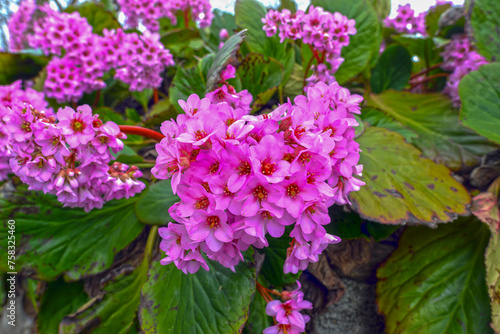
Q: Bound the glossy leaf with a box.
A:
[0,193,144,280]
[237,53,284,110]
[391,36,442,74]
[350,127,470,225]
[360,107,418,141]
[234,0,270,55]
[371,45,412,93]
[486,226,500,333]
[311,0,381,83]
[370,0,391,19]
[37,279,88,334]
[368,90,497,171]
[242,283,273,334]
[470,0,500,61]
[59,227,157,334]
[0,53,45,85]
[425,3,452,37]
[161,29,200,46]
[139,255,256,334]
[377,217,492,334]
[459,63,500,145]
[260,235,300,287]
[135,181,179,225]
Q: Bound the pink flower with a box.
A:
[188,210,233,252]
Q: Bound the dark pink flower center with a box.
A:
[71,118,86,132]
[194,129,207,141]
[261,158,276,175]
[21,120,31,132]
[286,184,300,198]
[253,185,268,201]
[238,161,251,175]
[206,216,220,228]
[195,196,209,210]
[209,162,219,174]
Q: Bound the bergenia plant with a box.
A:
[1,0,500,333]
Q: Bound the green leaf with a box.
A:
[37,278,88,334]
[169,55,213,113]
[283,63,305,99]
[139,255,256,334]
[369,0,391,19]
[377,217,492,334]
[311,0,381,83]
[59,227,157,334]
[368,90,497,171]
[66,2,120,35]
[392,36,442,74]
[260,235,300,287]
[349,127,470,225]
[326,207,398,241]
[279,0,297,12]
[242,282,273,334]
[206,30,247,92]
[0,193,144,280]
[161,29,200,46]
[0,53,45,84]
[470,0,500,61]
[111,145,144,164]
[235,0,269,55]
[425,3,452,37]
[135,180,179,225]
[370,45,412,93]
[360,107,418,141]
[486,227,500,333]
[237,53,284,110]
[459,63,500,145]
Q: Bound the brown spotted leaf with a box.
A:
[367,91,497,171]
[349,127,470,225]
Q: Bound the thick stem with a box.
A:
[119,125,165,142]
[303,55,316,88]
[410,72,449,88]
[92,90,101,109]
[184,9,191,28]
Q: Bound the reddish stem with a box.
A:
[410,72,449,87]
[119,125,165,142]
[184,9,191,28]
[410,62,444,79]
[92,90,101,109]
[303,55,316,88]
[153,88,159,104]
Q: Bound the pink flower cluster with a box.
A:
[384,4,426,35]
[305,63,337,89]
[10,2,174,102]
[118,0,213,32]
[154,66,364,274]
[264,283,312,334]
[1,103,145,212]
[441,35,488,106]
[7,0,36,51]
[262,6,356,74]
[0,81,52,181]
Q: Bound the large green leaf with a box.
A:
[260,235,300,287]
[37,279,88,334]
[0,193,144,280]
[370,0,391,19]
[486,227,500,333]
[237,53,284,110]
[59,227,156,334]
[377,217,492,334]
[234,0,270,55]
[368,90,497,171]
[66,2,120,35]
[242,281,273,334]
[135,180,179,225]
[311,0,381,83]
[425,3,452,37]
[360,107,418,141]
[0,53,45,84]
[370,45,412,93]
[392,36,442,74]
[139,254,256,334]
[350,127,470,225]
[459,63,500,145]
[470,0,500,61]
